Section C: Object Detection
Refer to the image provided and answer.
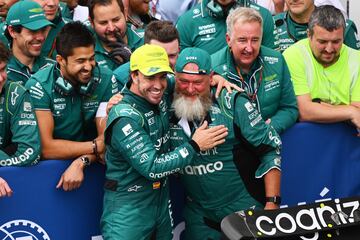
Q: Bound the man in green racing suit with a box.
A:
[170,47,282,240]
[101,44,228,240]
[0,42,40,196]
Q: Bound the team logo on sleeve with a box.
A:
[29,82,44,99]
[122,124,133,136]
[23,102,32,112]
[244,102,254,112]
[179,148,189,158]
[11,87,19,105]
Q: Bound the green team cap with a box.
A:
[6,1,54,31]
[175,47,212,75]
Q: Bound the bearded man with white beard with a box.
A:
[170,47,283,240]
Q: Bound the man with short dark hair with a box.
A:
[88,0,143,70]
[170,47,282,240]
[113,20,179,86]
[176,0,277,55]
[274,0,360,52]
[5,1,55,85]
[25,22,119,191]
[283,5,360,133]
[0,41,41,195]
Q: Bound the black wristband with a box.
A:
[189,140,200,153]
[266,196,281,205]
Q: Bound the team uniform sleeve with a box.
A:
[233,94,282,178]
[0,89,40,166]
[269,56,299,133]
[25,78,52,110]
[283,45,310,96]
[108,117,196,181]
[344,20,360,50]
[113,62,130,89]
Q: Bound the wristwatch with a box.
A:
[80,156,90,167]
[266,196,281,205]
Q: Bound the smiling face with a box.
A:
[226,20,262,72]
[130,71,168,105]
[58,46,96,85]
[308,25,343,67]
[173,63,212,121]
[9,26,49,59]
[91,0,127,44]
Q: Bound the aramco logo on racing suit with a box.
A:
[181,161,224,175]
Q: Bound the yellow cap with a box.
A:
[130,44,174,76]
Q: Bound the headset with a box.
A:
[54,64,101,97]
[206,0,249,18]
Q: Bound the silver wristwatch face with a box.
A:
[81,156,90,166]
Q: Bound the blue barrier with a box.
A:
[0,122,359,240]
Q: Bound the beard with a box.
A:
[172,92,212,122]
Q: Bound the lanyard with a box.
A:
[236,65,263,102]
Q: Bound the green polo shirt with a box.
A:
[274,11,360,52]
[25,64,119,141]
[283,39,360,105]
[94,24,144,70]
[211,46,298,133]
[176,0,276,55]
[41,12,72,59]
[6,56,55,85]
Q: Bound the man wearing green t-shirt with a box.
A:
[26,22,119,191]
[212,7,298,134]
[283,5,360,132]
[274,0,360,52]
[176,0,276,55]
[0,42,41,195]
[88,0,143,70]
[5,1,55,85]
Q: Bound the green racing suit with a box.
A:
[101,84,199,240]
[0,81,40,166]
[169,89,282,240]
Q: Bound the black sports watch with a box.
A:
[266,196,281,205]
[80,156,90,167]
